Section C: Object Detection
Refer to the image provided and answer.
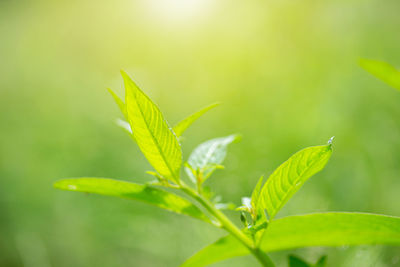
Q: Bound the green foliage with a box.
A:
[288,255,311,267]
[260,144,332,221]
[54,178,210,223]
[360,58,400,91]
[173,103,219,137]
[314,256,327,267]
[55,71,400,267]
[185,134,240,184]
[122,70,182,183]
[181,212,400,266]
[108,88,127,118]
[288,255,327,267]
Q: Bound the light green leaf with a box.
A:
[180,234,248,267]
[185,134,240,183]
[173,103,219,137]
[108,88,127,118]
[251,175,264,222]
[181,212,400,267]
[261,212,400,251]
[288,255,310,267]
[360,59,400,91]
[261,144,332,220]
[54,178,210,223]
[121,71,182,183]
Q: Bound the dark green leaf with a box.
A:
[315,256,327,267]
[288,255,310,267]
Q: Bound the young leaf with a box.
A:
[261,144,332,220]
[54,178,210,223]
[121,71,182,183]
[360,58,400,91]
[288,255,310,267]
[251,175,264,222]
[185,134,240,183]
[108,88,127,118]
[181,212,400,266]
[173,103,220,137]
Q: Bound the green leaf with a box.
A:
[54,178,210,223]
[360,58,400,91]
[260,144,332,220]
[261,212,400,251]
[288,255,310,267]
[315,256,327,267]
[185,134,240,183]
[108,88,127,118]
[173,103,220,137]
[251,175,264,222]
[181,212,400,266]
[180,235,248,267]
[121,71,182,183]
[288,255,327,267]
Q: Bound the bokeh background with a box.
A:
[1,0,400,266]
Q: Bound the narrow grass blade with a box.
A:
[173,103,219,137]
[121,71,182,183]
[54,178,210,223]
[260,144,332,220]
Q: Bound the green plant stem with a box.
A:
[180,184,275,267]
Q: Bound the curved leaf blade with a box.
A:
[180,235,248,267]
[54,178,210,223]
[360,58,400,91]
[173,103,220,137]
[122,71,182,183]
[261,144,332,220]
[182,212,400,266]
[108,88,127,118]
[261,212,400,251]
[251,175,265,222]
[185,134,240,183]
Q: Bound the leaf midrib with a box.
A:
[267,148,330,218]
[129,84,180,182]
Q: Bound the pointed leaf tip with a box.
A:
[173,102,221,137]
[327,136,335,145]
[122,71,182,183]
[260,144,332,220]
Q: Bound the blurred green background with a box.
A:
[1,0,400,266]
